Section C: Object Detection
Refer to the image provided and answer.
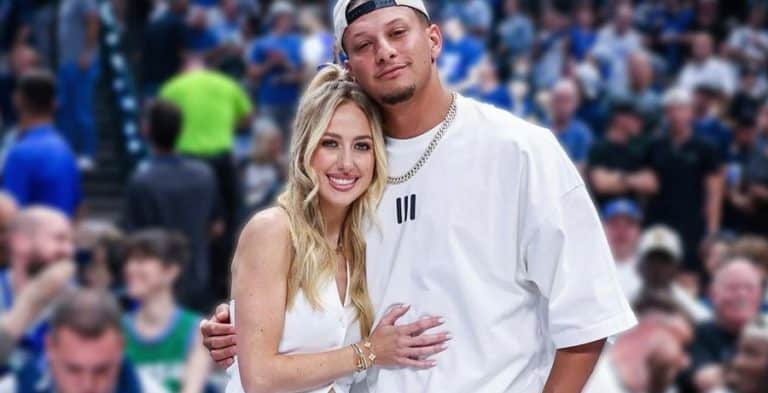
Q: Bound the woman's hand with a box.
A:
[367,304,450,369]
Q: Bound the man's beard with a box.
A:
[380,84,416,105]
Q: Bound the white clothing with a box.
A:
[614,256,642,303]
[677,58,737,96]
[591,25,644,94]
[355,95,637,392]
[671,284,712,323]
[226,264,360,393]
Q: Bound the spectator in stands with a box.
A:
[531,6,569,90]
[461,0,492,38]
[438,17,485,91]
[185,6,218,55]
[568,2,597,62]
[637,225,712,323]
[644,88,724,274]
[0,289,167,392]
[692,82,732,158]
[548,78,594,172]
[56,0,100,170]
[729,236,768,279]
[0,193,19,268]
[298,6,334,77]
[680,258,763,393]
[741,102,768,234]
[122,229,211,393]
[613,50,661,132]
[724,314,768,393]
[587,100,655,207]
[724,3,768,67]
[585,292,693,393]
[141,0,189,99]
[2,70,81,217]
[590,2,644,96]
[602,198,643,303]
[463,57,513,111]
[122,99,220,311]
[723,114,760,233]
[0,45,39,130]
[246,0,303,132]
[496,0,534,67]
[677,32,737,97]
[0,206,74,371]
[240,117,284,218]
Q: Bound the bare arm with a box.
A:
[181,331,213,393]
[626,169,659,196]
[705,169,725,235]
[542,339,606,393]
[589,167,628,195]
[233,210,448,393]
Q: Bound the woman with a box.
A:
[227,64,450,393]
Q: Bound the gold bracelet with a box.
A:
[362,339,376,366]
[351,343,367,372]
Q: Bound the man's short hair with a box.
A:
[146,100,182,151]
[49,289,122,339]
[16,69,56,116]
[122,228,189,269]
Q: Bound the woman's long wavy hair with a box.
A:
[277,64,386,337]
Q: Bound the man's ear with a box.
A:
[427,24,443,64]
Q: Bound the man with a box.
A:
[723,314,768,393]
[122,100,220,312]
[56,0,101,170]
[548,78,594,173]
[0,289,167,393]
[637,225,712,323]
[0,45,40,129]
[587,100,655,207]
[246,0,303,132]
[159,55,251,301]
[0,206,74,372]
[590,2,643,96]
[643,88,724,274]
[679,258,763,393]
[601,198,643,303]
[677,32,737,97]
[203,1,636,392]
[141,0,189,98]
[585,292,693,393]
[2,70,82,218]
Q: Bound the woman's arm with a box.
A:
[233,209,449,393]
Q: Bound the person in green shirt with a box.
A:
[159,55,253,302]
[122,229,212,393]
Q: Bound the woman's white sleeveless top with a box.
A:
[225,265,361,393]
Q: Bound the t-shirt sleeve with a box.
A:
[520,131,636,348]
[700,140,723,175]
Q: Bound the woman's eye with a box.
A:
[355,142,372,151]
[321,140,339,148]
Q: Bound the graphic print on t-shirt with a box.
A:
[395,194,416,224]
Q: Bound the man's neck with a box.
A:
[18,116,52,132]
[606,128,628,144]
[381,79,453,139]
[670,128,692,144]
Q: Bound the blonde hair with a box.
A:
[277,64,386,337]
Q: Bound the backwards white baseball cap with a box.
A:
[333,0,430,52]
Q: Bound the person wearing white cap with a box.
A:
[203,1,636,391]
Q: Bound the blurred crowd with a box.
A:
[1,0,768,392]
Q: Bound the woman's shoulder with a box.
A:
[241,207,291,242]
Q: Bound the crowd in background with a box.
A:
[1,0,768,392]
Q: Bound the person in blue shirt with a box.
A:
[569,3,597,61]
[548,78,595,173]
[496,0,534,65]
[186,6,219,54]
[463,57,514,111]
[247,1,303,133]
[2,70,81,218]
[693,83,732,159]
[438,17,485,89]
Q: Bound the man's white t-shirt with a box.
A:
[354,95,637,392]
